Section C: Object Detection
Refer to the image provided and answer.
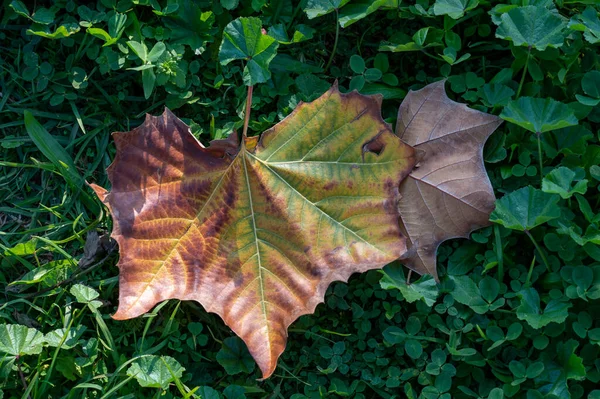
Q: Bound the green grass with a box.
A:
[1,1,600,398]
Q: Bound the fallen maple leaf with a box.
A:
[395,81,503,279]
[91,84,416,378]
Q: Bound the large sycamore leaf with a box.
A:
[395,81,502,279]
[91,84,416,378]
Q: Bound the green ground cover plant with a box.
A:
[1,0,599,398]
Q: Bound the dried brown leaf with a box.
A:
[396,81,502,279]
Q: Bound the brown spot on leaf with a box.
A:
[323,181,338,190]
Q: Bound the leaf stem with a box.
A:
[525,230,550,272]
[17,359,32,399]
[525,255,535,287]
[536,131,544,184]
[325,9,340,72]
[516,46,531,98]
[420,50,445,62]
[494,225,504,282]
[242,85,253,139]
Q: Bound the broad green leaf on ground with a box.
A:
[221,0,239,10]
[380,263,439,307]
[338,0,397,28]
[219,17,279,86]
[447,243,479,276]
[216,337,256,375]
[127,355,185,389]
[0,324,44,357]
[44,326,87,350]
[433,0,479,20]
[223,385,247,399]
[541,126,594,157]
[568,6,600,44]
[395,80,502,279]
[91,85,416,378]
[516,288,571,329]
[303,0,351,19]
[163,3,216,54]
[268,24,315,44]
[540,340,586,397]
[556,340,585,380]
[558,223,600,247]
[542,167,588,199]
[71,284,102,309]
[576,70,600,106]
[477,83,515,107]
[7,259,74,288]
[9,1,55,24]
[196,386,221,399]
[495,6,567,50]
[490,186,560,231]
[500,97,578,133]
[449,276,489,314]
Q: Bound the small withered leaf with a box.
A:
[395,80,502,279]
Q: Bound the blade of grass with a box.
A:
[23,111,99,213]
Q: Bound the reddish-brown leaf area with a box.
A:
[91,86,416,378]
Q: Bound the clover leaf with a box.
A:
[216,337,256,375]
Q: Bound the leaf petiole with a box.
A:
[525,230,550,272]
[525,255,535,287]
[494,225,504,282]
[516,46,531,98]
[536,131,544,184]
[324,9,339,72]
[242,85,253,139]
